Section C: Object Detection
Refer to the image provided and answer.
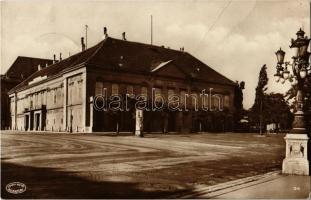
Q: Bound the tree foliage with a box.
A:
[249,64,293,130]
[249,64,268,126]
[263,93,293,129]
[233,81,245,130]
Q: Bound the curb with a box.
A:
[179,170,281,198]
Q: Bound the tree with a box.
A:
[263,93,293,130]
[249,64,268,134]
[233,81,245,131]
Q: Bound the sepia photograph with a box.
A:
[0,0,311,199]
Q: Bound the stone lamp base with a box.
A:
[282,133,309,175]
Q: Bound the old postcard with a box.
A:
[1,0,310,199]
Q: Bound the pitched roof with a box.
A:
[10,37,235,93]
[4,56,53,80]
[86,38,235,85]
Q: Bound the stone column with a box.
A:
[135,109,144,137]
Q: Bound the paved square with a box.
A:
[1,132,285,198]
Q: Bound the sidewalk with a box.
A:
[181,171,310,199]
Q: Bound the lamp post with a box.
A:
[274,28,310,175]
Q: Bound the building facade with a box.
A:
[9,37,237,133]
[1,56,53,129]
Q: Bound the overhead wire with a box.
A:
[193,0,232,53]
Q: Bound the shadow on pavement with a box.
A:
[1,161,192,199]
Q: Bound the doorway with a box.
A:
[25,115,29,131]
[34,113,41,131]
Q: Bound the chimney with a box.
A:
[122,32,126,40]
[59,53,62,61]
[38,64,41,71]
[81,37,86,51]
[53,54,56,63]
[103,27,108,39]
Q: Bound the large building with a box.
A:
[1,56,53,129]
[8,34,237,133]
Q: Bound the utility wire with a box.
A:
[193,0,232,53]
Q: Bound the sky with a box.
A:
[1,0,310,109]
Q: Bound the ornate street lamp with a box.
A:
[274,28,310,175]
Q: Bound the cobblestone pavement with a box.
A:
[1,132,285,198]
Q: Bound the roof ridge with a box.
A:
[16,56,53,60]
[107,37,185,53]
[83,37,108,65]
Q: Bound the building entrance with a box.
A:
[34,113,41,131]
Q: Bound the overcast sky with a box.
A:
[1,0,310,108]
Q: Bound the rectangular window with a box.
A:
[224,95,230,108]
[180,91,186,105]
[168,89,175,99]
[212,95,222,109]
[191,93,198,108]
[112,84,119,95]
[54,94,57,104]
[141,87,148,97]
[95,82,103,95]
[127,85,134,96]
[154,88,162,102]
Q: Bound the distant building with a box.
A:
[8,34,237,133]
[1,56,53,129]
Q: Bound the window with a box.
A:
[212,95,222,109]
[126,85,134,96]
[191,93,198,108]
[111,84,119,95]
[54,94,57,104]
[141,87,148,97]
[154,88,162,102]
[180,91,186,105]
[95,82,103,95]
[200,93,208,108]
[224,95,230,108]
[168,89,175,99]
